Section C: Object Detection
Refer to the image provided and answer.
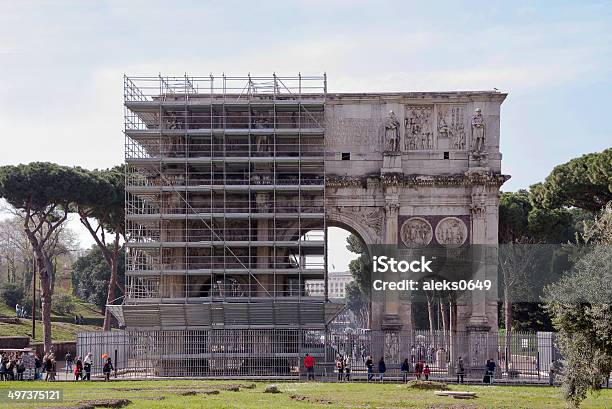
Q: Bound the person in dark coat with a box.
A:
[456,356,465,384]
[365,356,374,382]
[378,357,386,382]
[103,358,114,381]
[484,359,496,384]
[400,358,411,383]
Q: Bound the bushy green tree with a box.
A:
[0,162,100,352]
[75,166,125,330]
[0,281,25,309]
[544,204,612,407]
[72,245,125,312]
[531,148,612,212]
[345,234,371,329]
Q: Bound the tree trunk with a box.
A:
[427,299,435,343]
[103,255,118,331]
[34,249,54,353]
[504,292,512,371]
[440,302,447,350]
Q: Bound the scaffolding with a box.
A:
[122,74,329,330]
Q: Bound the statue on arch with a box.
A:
[471,108,486,152]
[384,110,400,152]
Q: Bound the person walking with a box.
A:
[336,355,344,381]
[401,358,411,383]
[65,351,73,374]
[344,356,351,382]
[365,356,374,382]
[378,357,386,383]
[303,353,315,381]
[484,359,496,384]
[83,353,92,381]
[103,358,114,381]
[74,357,83,381]
[456,356,465,384]
[44,354,53,381]
[423,365,431,381]
[16,356,25,381]
[415,361,423,380]
[34,353,41,380]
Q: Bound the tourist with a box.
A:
[103,357,114,381]
[15,303,21,318]
[484,359,496,384]
[303,353,315,381]
[423,365,431,381]
[401,358,411,383]
[34,353,41,380]
[74,356,83,381]
[16,355,25,381]
[65,351,73,374]
[378,357,386,383]
[365,356,374,382]
[336,355,344,381]
[415,360,423,380]
[7,355,16,380]
[44,354,53,381]
[344,356,351,381]
[456,356,465,384]
[410,345,416,363]
[49,354,57,381]
[83,352,92,381]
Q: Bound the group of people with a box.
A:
[334,355,351,381]
[74,315,86,325]
[14,303,27,318]
[0,351,30,380]
[400,359,431,382]
[304,353,497,384]
[0,350,115,382]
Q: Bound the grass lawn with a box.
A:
[0,318,101,342]
[0,380,610,408]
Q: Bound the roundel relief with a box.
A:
[435,217,468,247]
[400,217,433,247]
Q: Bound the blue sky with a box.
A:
[1,0,611,268]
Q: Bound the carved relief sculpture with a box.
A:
[400,217,433,247]
[471,108,486,152]
[384,111,401,152]
[437,105,466,150]
[404,106,433,150]
[435,217,468,247]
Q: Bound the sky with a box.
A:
[1,0,611,271]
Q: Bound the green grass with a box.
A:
[0,318,101,342]
[0,380,610,408]
[0,294,104,342]
[0,296,104,320]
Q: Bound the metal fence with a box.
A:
[77,329,561,383]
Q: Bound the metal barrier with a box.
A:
[77,329,561,383]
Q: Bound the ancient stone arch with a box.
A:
[323,91,509,334]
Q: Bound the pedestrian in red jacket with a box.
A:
[423,364,431,381]
[304,354,316,381]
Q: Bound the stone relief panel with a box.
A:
[437,104,467,150]
[404,106,434,150]
[327,117,383,150]
[435,217,468,247]
[400,217,433,247]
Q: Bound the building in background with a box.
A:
[306,271,352,298]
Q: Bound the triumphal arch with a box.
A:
[324,91,508,333]
[104,75,507,376]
